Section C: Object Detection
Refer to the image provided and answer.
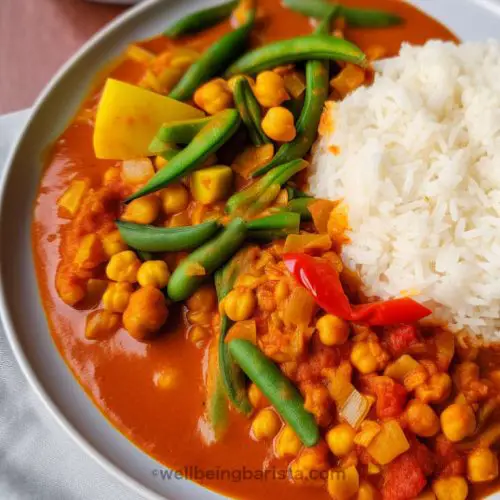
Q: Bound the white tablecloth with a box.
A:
[0,110,140,500]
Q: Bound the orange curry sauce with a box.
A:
[32,1,465,498]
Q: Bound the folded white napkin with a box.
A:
[0,110,140,500]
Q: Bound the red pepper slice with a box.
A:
[283,252,352,320]
[283,253,432,327]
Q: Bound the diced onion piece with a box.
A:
[57,178,90,218]
[232,144,274,178]
[284,287,316,327]
[354,420,382,447]
[367,420,410,465]
[308,199,337,234]
[121,158,155,186]
[284,72,306,99]
[125,44,155,64]
[435,328,455,371]
[340,388,372,429]
[225,320,257,344]
[283,233,332,254]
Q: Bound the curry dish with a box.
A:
[32,0,500,499]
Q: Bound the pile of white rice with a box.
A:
[310,40,500,341]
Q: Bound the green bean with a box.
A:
[246,212,300,232]
[215,248,256,415]
[251,25,330,177]
[148,139,181,163]
[167,217,247,302]
[226,159,308,215]
[228,339,320,447]
[136,250,154,261]
[283,0,402,27]
[282,197,314,221]
[127,109,241,202]
[116,220,221,252]
[169,9,256,101]
[164,0,238,38]
[226,35,365,77]
[233,76,269,147]
[286,185,311,200]
[155,117,212,145]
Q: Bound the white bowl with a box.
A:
[1,0,500,498]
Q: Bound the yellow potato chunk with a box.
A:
[367,420,409,465]
[191,166,233,205]
[94,79,203,160]
[57,178,90,219]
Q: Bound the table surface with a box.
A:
[0,0,127,114]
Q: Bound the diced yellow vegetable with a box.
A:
[57,179,90,218]
[94,78,204,160]
[327,465,359,500]
[367,420,410,465]
[384,354,421,381]
[125,44,155,64]
[283,233,332,254]
[232,144,274,178]
[191,166,233,205]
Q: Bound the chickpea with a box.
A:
[254,71,289,107]
[121,195,160,225]
[415,373,452,404]
[137,260,170,288]
[188,325,210,344]
[316,314,349,346]
[327,465,359,500]
[85,310,120,340]
[467,448,499,483]
[432,476,468,500]
[227,74,255,93]
[106,250,141,283]
[357,480,379,500]
[102,282,134,313]
[160,183,190,215]
[187,310,212,326]
[351,341,379,375]
[406,400,440,437]
[186,284,217,312]
[440,404,476,443]
[290,446,329,484]
[326,423,356,457]
[275,425,302,458]
[193,78,233,115]
[223,288,256,321]
[251,408,281,441]
[262,107,296,142]
[154,155,169,171]
[123,286,169,340]
[248,383,266,409]
[102,230,128,257]
[56,273,86,306]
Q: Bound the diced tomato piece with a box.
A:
[382,450,427,500]
[373,376,408,419]
[412,439,435,477]
[384,324,419,357]
[434,435,465,476]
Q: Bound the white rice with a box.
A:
[310,40,500,341]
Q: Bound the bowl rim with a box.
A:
[0,0,166,498]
